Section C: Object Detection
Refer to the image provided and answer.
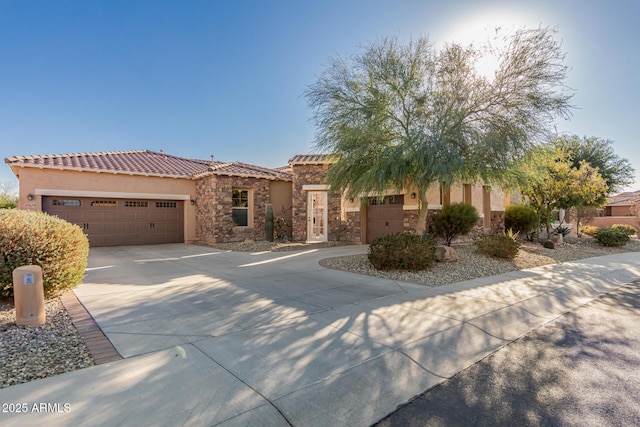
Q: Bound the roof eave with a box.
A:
[7,163,194,180]
[289,160,335,166]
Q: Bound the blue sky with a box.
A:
[1,0,639,191]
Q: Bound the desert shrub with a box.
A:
[580,225,599,236]
[505,205,538,236]
[611,224,637,236]
[542,240,555,249]
[594,228,630,247]
[368,232,436,271]
[432,203,480,246]
[474,233,520,260]
[0,209,89,298]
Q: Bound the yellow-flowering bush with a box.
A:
[580,225,599,236]
[611,223,637,236]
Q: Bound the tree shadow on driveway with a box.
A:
[375,282,640,427]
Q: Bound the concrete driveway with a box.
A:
[1,244,640,426]
[376,282,640,426]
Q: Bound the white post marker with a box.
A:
[13,265,46,326]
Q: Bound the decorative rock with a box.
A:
[0,298,93,389]
[520,245,540,254]
[435,245,459,263]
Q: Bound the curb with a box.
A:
[60,291,122,365]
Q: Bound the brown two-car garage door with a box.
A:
[43,196,184,247]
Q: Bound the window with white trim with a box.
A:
[232,189,250,226]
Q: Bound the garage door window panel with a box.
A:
[53,199,81,207]
[91,200,117,207]
[125,201,149,208]
[155,201,177,208]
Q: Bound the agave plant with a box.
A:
[554,225,571,237]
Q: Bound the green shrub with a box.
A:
[611,224,637,235]
[368,233,436,271]
[580,225,599,236]
[474,233,520,260]
[505,205,538,236]
[0,209,89,298]
[432,203,480,246]
[594,228,630,247]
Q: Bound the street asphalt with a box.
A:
[0,244,639,426]
[376,281,640,427]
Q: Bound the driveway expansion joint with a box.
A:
[190,342,294,427]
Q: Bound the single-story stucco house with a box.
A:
[603,190,640,217]
[4,150,508,246]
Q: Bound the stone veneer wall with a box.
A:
[196,175,271,243]
[402,209,439,233]
[291,163,360,242]
[490,210,506,233]
[340,211,361,243]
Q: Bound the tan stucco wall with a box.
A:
[13,167,198,242]
[609,205,633,216]
[449,184,463,204]
[586,216,639,231]
[470,185,485,214]
[343,181,506,214]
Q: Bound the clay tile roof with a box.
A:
[4,150,291,181]
[288,154,336,165]
[607,191,640,206]
[199,161,292,181]
[274,164,293,173]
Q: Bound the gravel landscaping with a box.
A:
[323,238,640,286]
[1,237,639,390]
[0,297,93,389]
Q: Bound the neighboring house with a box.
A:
[585,189,640,232]
[289,154,508,244]
[4,150,292,246]
[4,149,508,247]
[603,190,640,217]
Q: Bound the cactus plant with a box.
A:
[265,203,274,242]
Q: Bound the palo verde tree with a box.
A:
[306,27,573,233]
[518,146,608,239]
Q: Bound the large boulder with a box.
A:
[435,245,459,263]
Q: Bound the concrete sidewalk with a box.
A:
[1,244,639,426]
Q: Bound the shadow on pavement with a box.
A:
[375,282,640,427]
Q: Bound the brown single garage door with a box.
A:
[43,197,184,247]
[366,195,404,243]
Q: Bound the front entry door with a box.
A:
[307,191,328,242]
